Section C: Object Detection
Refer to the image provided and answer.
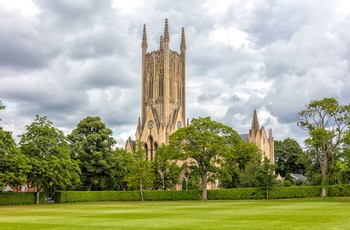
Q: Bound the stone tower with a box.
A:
[126,19,187,160]
[248,109,274,163]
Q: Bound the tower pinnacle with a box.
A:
[142,24,148,48]
[251,109,260,131]
[180,28,186,51]
[164,19,169,41]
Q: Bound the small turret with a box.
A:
[142,24,148,50]
[164,19,170,43]
[159,35,164,50]
[180,28,186,51]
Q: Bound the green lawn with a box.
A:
[1,198,350,229]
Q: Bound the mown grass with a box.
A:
[1,197,350,229]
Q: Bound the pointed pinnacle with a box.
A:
[164,19,169,40]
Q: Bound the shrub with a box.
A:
[208,188,265,200]
[283,181,292,187]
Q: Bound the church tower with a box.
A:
[126,19,187,160]
[248,109,274,164]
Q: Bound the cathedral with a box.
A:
[125,19,274,165]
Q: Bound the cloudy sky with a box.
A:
[0,0,349,147]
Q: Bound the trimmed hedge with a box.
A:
[144,190,202,201]
[208,188,265,200]
[0,192,46,205]
[327,184,350,197]
[51,185,350,203]
[54,191,141,203]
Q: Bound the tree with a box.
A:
[125,141,153,201]
[298,97,350,197]
[68,116,119,191]
[220,141,261,188]
[152,144,182,190]
[0,128,30,190]
[274,138,306,177]
[19,115,80,204]
[256,157,277,199]
[169,117,241,200]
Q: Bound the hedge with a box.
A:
[0,192,46,205]
[54,191,141,203]
[1,185,347,205]
[144,190,202,201]
[327,184,350,197]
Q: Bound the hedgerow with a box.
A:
[0,192,45,205]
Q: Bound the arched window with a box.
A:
[144,143,148,160]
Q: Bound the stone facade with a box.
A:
[248,109,275,164]
[126,20,274,167]
[125,19,187,160]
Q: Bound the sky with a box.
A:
[0,0,350,148]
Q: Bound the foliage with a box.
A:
[151,144,182,190]
[0,128,30,188]
[0,192,45,205]
[169,117,241,200]
[298,97,350,197]
[220,141,261,188]
[274,138,306,177]
[125,141,153,201]
[256,157,277,199]
[19,115,80,203]
[68,116,119,191]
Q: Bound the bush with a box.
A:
[0,192,45,205]
[283,181,293,187]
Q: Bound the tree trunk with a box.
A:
[86,184,92,191]
[321,154,328,198]
[35,186,41,204]
[140,178,144,202]
[266,187,269,200]
[201,172,207,201]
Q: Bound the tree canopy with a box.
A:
[169,117,241,200]
[68,116,120,191]
[298,97,350,197]
[274,138,305,177]
[0,128,30,189]
[19,115,80,203]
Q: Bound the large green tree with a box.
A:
[19,115,80,203]
[169,117,241,200]
[220,141,261,188]
[0,128,30,190]
[274,138,306,177]
[152,144,182,190]
[125,141,153,201]
[68,116,120,191]
[298,97,350,197]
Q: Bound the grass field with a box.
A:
[1,198,350,229]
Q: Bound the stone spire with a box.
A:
[164,19,169,42]
[180,27,186,51]
[251,109,260,131]
[142,24,148,48]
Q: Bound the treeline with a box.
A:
[1,97,350,202]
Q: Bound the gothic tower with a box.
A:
[248,109,275,164]
[126,19,187,160]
